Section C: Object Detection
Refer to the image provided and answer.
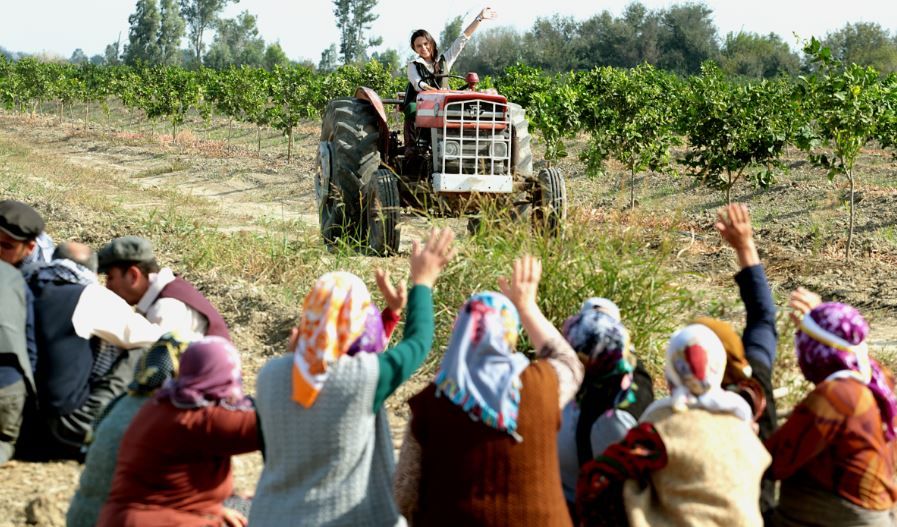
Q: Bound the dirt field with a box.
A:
[0,109,895,525]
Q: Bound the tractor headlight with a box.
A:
[444,141,460,157]
[490,141,508,158]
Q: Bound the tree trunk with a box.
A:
[257,127,262,156]
[59,101,64,121]
[287,127,293,163]
[629,166,636,209]
[846,169,855,261]
[172,121,177,144]
[85,103,90,128]
[227,118,233,146]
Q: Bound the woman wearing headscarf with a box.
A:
[394,255,584,526]
[766,298,897,527]
[97,336,258,527]
[555,299,654,517]
[248,228,455,527]
[576,324,770,527]
[67,333,188,527]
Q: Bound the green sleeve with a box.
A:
[373,285,434,413]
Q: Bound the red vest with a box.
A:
[409,360,571,527]
[158,277,230,340]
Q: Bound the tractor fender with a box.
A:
[316,141,332,204]
[354,87,391,160]
[354,87,389,130]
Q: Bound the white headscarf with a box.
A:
[642,324,752,422]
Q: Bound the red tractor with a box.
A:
[316,73,567,254]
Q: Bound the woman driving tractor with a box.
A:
[404,7,497,155]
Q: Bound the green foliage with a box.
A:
[795,37,893,258]
[204,11,266,69]
[180,0,238,65]
[821,22,897,74]
[498,64,579,163]
[125,0,162,65]
[333,0,381,64]
[439,208,696,368]
[681,63,796,204]
[720,32,800,79]
[133,65,202,137]
[263,42,290,72]
[158,0,186,65]
[439,15,464,53]
[577,64,681,207]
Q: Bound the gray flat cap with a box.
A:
[97,236,155,273]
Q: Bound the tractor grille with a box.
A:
[437,99,511,177]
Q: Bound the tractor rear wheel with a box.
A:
[531,168,567,236]
[318,98,381,248]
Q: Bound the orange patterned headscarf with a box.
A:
[292,272,374,407]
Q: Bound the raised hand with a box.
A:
[715,203,759,268]
[498,255,542,314]
[479,6,497,20]
[375,268,408,314]
[410,227,456,288]
[789,287,822,326]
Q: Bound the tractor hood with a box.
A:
[415,91,509,130]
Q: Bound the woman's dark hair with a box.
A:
[410,29,439,61]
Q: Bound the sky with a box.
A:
[2,0,896,63]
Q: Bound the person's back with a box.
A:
[100,396,257,526]
[769,377,897,517]
[410,360,571,527]
[250,353,403,526]
[66,395,146,527]
[624,405,769,527]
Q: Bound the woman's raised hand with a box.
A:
[788,287,822,326]
[498,255,542,315]
[375,268,408,314]
[410,227,456,288]
[479,6,497,20]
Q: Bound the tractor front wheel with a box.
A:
[363,168,401,255]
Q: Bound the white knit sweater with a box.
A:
[248,354,406,527]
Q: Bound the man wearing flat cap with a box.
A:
[0,200,44,463]
[99,236,230,342]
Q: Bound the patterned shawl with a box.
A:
[564,304,638,465]
[434,292,530,441]
[155,335,253,410]
[643,324,752,422]
[291,272,385,408]
[796,302,897,440]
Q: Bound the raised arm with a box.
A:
[373,228,456,412]
[499,255,584,408]
[462,7,497,38]
[715,204,777,368]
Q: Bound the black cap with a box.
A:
[0,200,44,241]
[97,236,155,273]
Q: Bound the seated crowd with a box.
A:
[0,198,894,527]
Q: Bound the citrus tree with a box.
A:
[577,64,681,208]
[795,37,893,259]
[499,64,581,165]
[680,63,796,205]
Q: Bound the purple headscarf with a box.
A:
[796,302,897,440]
[155,336,253,411]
